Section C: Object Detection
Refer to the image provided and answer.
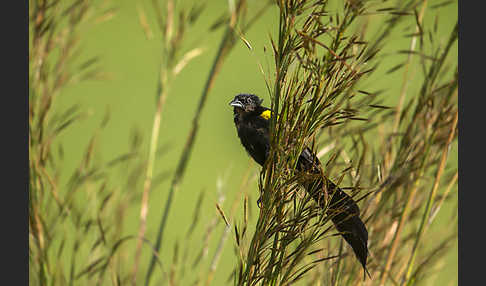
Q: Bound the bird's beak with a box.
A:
[229,99,244,108]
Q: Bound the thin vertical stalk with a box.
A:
[378,134,434,286]
[132,79,169,285]
[205,172,250,286]
[131,0,174,282]
[404,110,458,282]
[428,171,458,223]
[144,2,247,284]
[392,0,428,133]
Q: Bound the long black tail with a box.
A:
[297,149,369,275]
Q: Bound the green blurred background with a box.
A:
[51,0,458,285]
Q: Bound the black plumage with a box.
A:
[230,93,369,276]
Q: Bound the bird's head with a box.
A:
[229,94,264,114]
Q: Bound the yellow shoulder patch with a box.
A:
[259,110,272,120]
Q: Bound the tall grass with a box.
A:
[231,0,457,285]
[29,0,457,285]
[141,1,271,285]
[29,0,271,285]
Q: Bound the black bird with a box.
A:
[229,93,369,276]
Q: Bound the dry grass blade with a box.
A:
[216,203,230,227]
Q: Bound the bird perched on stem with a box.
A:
[229,93,369,277]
